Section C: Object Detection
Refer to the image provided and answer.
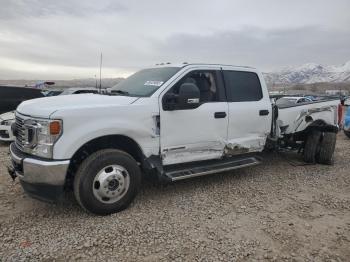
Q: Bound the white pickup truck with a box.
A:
[8,64,340,215]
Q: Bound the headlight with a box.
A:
[22,119,62,158]
[2,119,14,126]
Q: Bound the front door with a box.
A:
[160,68,228,165]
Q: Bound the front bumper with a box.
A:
[9,143,70,201]
[0,125,15,142]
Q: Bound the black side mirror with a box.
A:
[162,93,177,110]
[163,83,200,111]
[177,83,200,109]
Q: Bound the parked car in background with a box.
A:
[0,87,99,142]
[43,90,64,97]
[0,111,15,142]
[344,96,350,106]
[0,85,44,114]
[60,87,99,95]
[304,95,318,101]
[344,107,350,138]
[276,96,313,106]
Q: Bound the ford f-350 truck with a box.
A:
[8,64,339,215]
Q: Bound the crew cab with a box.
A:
[8,64,339,215]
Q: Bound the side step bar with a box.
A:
[164,156,261,182]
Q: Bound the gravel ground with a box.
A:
[0,134,349,261]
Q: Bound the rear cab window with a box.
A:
[223,70,263,102]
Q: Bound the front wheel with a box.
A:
[74,149,141,215]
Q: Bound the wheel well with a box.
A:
[294,119,338,142]
[306,119,338,133]
[65,135,144,190]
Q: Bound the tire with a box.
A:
[74,149,141,215]
[303,131,321,163]
[344,130,350,139]
[317,132,336,165]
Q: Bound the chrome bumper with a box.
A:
[9,143,70,186]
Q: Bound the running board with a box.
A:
[164,156,261,182]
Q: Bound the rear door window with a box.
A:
[223,71,263,102]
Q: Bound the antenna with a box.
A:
[99,52,102,93]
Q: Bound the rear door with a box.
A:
[159,67,228,165]
[221,68,271,154]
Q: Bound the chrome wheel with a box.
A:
[92,165,130,204]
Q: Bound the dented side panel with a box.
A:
[224,70,272,154]
[162,141,225,165]
[225,136,267,155]
[160,102,229,166]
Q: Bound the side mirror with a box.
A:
[177,83,200,109]
[162,93,178,111]
[163,83,200,111]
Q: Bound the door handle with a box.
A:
[214,112,227,118]
[259,110,269,116]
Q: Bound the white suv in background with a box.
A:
[0,111,15,142]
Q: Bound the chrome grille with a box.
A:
[15,115,25,149]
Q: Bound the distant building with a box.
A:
[325,90,349,96]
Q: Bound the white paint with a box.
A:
[277,101,339,134]
[221,67,272,153]
[13,63,339,166]
[0,111,15,142]
[160,102,228,165]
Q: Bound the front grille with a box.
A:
[15,115,25,149]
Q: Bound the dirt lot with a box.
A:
[0,134,349,261]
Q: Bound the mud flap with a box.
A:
[7,165,17,181]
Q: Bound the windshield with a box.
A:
[111,67,180,97]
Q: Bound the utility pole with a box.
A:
[99,52,102,94]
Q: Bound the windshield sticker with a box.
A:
[144,80,164,87]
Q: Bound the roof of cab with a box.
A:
[152,63,256,70]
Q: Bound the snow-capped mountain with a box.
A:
[265,61,350,85]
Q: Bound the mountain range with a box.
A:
[264,61,350,85]
[1,61,350,88]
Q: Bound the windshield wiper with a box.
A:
[111,90,130,96]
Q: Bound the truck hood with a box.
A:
[17,94,139,118]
